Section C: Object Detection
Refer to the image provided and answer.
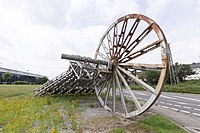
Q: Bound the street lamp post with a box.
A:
[27,70,29,84]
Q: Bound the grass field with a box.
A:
[164,80,200,94]
[0,85,40,98]
[0,85,85,132]
[0,85,187,132]
[109,114,187,133]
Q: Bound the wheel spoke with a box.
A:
[120,40,162,63]
[114,19,128,57]
[107,33,114,57]
[104,78,111,106]
[118,66,156,95]
[101,42,111,59]
[113,24,118,57]
[112,73,116,113]
[114,71,128,115]
[96,51,109,60]
[119,63,165,71]
[97,75,110,96]
[119,23,153,59]
[117,18,140,57]
[116,69,142,110]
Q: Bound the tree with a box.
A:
[2,72,12,83]
[174,63,195,82]
[36,77,48,84]
[139,70,160,85]
[0,76,2,83]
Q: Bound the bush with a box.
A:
[15,81,28,85]
[36,77,48,84]
[164,80,200,94]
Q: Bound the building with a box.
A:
[0,67,45,84]
[186,62,200,80]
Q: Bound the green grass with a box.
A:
[0,85,88,132]
[0,85,40,98]
[108,114,187,133]
[164,80,200,94]
[108,127,126,133]
[134,114,187,133]
[0,85,188,132]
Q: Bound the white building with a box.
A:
[186,63,200,80]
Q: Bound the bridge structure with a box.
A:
[33,14,169,118]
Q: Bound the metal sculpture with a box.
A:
[33,14,169,118]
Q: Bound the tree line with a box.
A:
[139,63,196,85]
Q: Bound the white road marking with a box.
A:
[136,97,143,100]
[162,106,169,109]
[183,106,191,109]
[170,108,179,111]
[137,92,147,96]
[160,102,165,104]
[194,108,200,112]
[197,105,200,107]
[193,113,200,116]
[174,104,181,107]
[160,95,177,100]
[173,96,200,102]
[180,110,190,114]
[167,100,186,105]
[166,103,173,106]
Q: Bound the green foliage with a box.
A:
[36,77,48,84]
[135,115,187,133]
[130,84,143,90]
[0,85,188,132]
[108,127,126,133]
[1,72,12,82]
[164,80,200,94]
[0,97,65,132]
[174,63,195,82]
[139,70,160,85]
[0,85,82,132]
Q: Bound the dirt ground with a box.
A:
[81,107,154,133]
[64,96,155,133]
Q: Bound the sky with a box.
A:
[0,0,200,78]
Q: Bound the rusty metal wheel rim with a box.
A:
[95,14,169,118]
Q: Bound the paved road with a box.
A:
[132,91,200,118]
[130,91,200,133]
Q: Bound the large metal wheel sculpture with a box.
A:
[94,14,169,118]
[34,13,169,119]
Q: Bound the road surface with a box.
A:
[133,91,200,118]
[131,91,200,133]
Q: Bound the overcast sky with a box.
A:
[0,0,200,78]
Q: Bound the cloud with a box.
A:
[145,0,200,63]
[25,0,71,28]
[66,0,140,28]
[0,0,200,79]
